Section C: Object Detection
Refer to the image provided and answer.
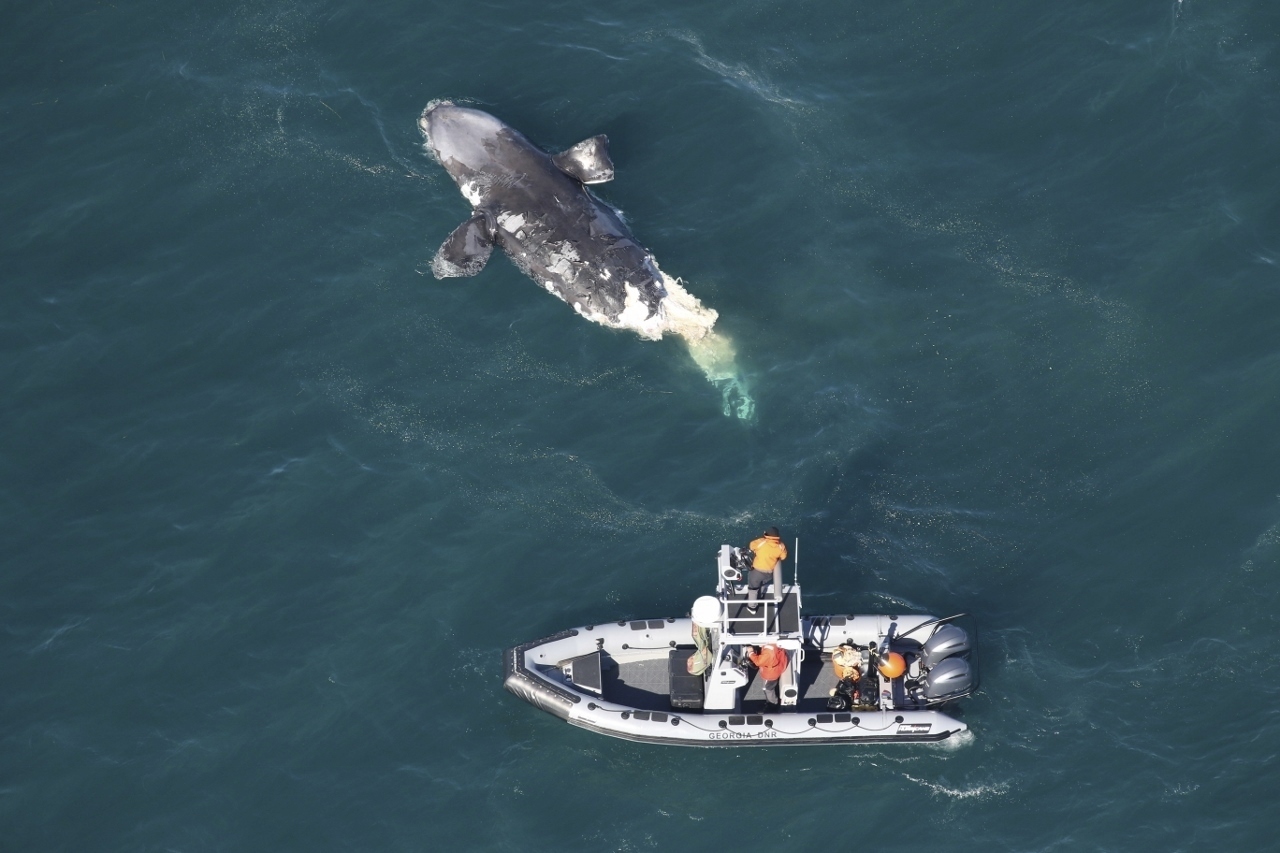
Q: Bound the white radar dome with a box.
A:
[691,596,722,628]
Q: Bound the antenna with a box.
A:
[794,537,799,586]
[897,613,968,641]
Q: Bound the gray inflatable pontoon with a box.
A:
[504,544,978,746]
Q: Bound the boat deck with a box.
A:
[724,591,801,635]
[603,651,879,714]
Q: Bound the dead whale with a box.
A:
[419,100,753,419]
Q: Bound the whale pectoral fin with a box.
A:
[553,135,614,184]
[431,213,494,279]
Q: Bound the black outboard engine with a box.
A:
[920,624,971,670]
[920,657,973,702]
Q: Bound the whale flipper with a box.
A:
[432,212,494,279]
[553,135,614,184]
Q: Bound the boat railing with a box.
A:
[713,544,807,637]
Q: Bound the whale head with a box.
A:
[419,101,513,176]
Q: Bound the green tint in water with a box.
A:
[684,329,754,420]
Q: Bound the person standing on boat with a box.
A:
[745,526,788,613]
[747,643,789,711]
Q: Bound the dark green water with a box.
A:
[4,1,1279,849]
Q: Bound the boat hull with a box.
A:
[504,614,970,747]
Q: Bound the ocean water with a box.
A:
[4,0,1279,849]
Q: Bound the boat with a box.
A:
[504,544,979,746]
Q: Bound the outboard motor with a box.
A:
[920,656,973,702]
[920,624,971,670]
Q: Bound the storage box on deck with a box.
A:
[668,649,704,710]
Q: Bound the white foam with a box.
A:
[664,31,808,112]
[901,769,1007,799]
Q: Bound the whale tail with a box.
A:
[656,273,755,420]
[684,330,755,420]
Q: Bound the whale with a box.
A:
[419,100,753,418]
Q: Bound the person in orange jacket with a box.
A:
[747,643,789,710]
[745,526,788,613]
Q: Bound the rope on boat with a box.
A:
[586,701,899,736]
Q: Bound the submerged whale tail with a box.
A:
[684,330,755,420]
[656,274,755,420]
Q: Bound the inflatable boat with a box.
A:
[504,544,979,746]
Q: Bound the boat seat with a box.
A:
[564,651,603,696]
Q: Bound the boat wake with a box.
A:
[901,768,1006,799]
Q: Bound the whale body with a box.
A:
[419,100,754,418]
[420,101,700,340]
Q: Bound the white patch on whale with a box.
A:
[497,212,526,232]
[545,244,580,280]
[459,180,484,207]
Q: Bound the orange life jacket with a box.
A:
[749,535,788,571]
[748,645,789,681]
